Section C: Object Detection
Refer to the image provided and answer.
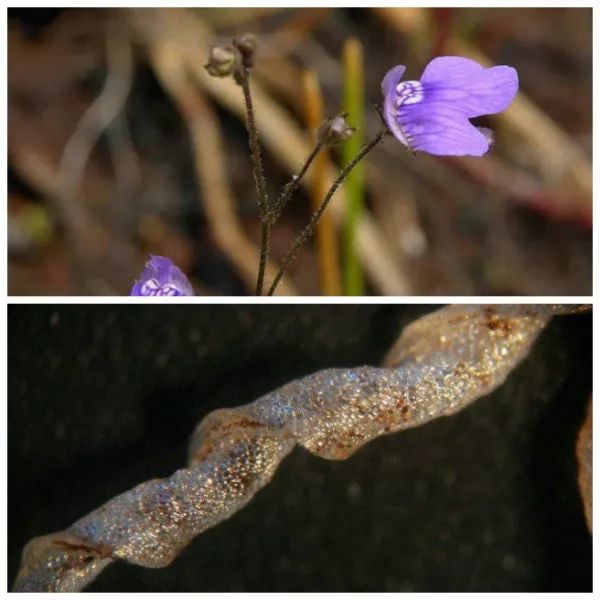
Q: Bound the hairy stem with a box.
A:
[268,141,323,225]
[239,69,270,295]
[256,221,270,295]
[267,128,389,295]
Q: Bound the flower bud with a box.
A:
[204,45,240,78]
[318,113,356,146]
[233,33,258,67]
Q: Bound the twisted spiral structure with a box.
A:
[13,304,585,591]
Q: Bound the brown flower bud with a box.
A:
[233,33,258,67]
[318,113,356,146]
[204,45,240,78]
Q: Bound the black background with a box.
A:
[8,305,592,591]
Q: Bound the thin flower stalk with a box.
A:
[267,128,389,295]
[238,70,271,295]
[268,140,323,226]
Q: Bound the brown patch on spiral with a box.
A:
[483,306,514,336]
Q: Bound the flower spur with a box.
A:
[382,56,518,156]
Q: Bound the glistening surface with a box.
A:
[8,305,591,591]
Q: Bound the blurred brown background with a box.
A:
[8,8,592,295]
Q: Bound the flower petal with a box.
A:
[167,264,194,296]
[149,255,175,281]
[381,64,406,97]
[397,100,491,155]
[381,64,410,146]
[420,56,518,117]
[130,280,145,296]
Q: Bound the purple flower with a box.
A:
[382,56,518,156]
[130,255,194,296]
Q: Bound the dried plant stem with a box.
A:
[267,128,388,295]
[238,70,271,295]
[268,140,323,225]
[303,70,342,295]
[54,27,133,292]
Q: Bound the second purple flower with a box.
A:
[130,255,194,297]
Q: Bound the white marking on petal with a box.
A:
[141,279,161,295]
[395,80,425,106]
[140,278,182,296]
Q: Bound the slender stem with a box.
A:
[267,128,389,296]
[256,222,270,295]
[239,71,268,216]
[268,141,323,225]
[239,68,270,295]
